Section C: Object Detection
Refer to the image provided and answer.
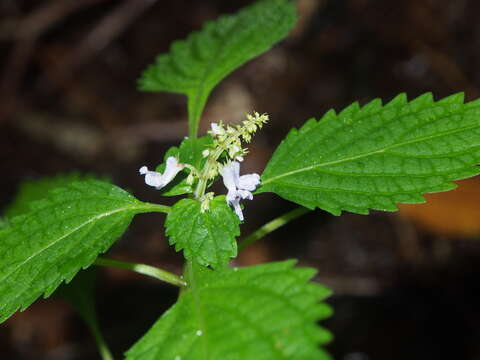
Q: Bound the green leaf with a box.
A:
[139,0,296,138]
[4,173,92,218]
[155,136,212,196]
[259,93,480,215]
[125,260,332,360]
[165,196,240,268]
[0,179,166,322]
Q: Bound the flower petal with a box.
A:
[139,166,164,188]
[221,162,238,194]
[230,197,244,221]
[161,157,184,187]
[237,189,253,200]
[139,157,184,190]
[238,173,260,191]
[220,161,259,220]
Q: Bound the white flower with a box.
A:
[139,157,184,190]
[220,161,260,221]
[210,122,224,136]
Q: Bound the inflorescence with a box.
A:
[139,112,268,220]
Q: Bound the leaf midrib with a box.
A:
[0,203,153,286]
[262,122,479,185]
[191,2,276,93]
[187,11,248,137]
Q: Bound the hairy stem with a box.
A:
[94,257,186,287]
[238,207,311,250]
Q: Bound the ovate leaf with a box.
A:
[139,0,296,137]
[125,260,332,360]
[156,136,212,196]
[259,93,480,215]
[165,196,240,268]
[0,180,165,322]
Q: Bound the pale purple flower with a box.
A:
[220,161,260,221]
[139,157,184,190]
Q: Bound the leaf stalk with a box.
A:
[94,257,186,287]
[239,207,311,250]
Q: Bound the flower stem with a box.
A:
[94,257,187,287]
[194,145,224,199]
[238,207,311,250]
[193,126,243,200]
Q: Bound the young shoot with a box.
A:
[2,1,478,359]
[194,112,267,214]
[138,112,267,220]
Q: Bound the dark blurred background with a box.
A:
[2,0,480,359]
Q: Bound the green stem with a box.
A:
[188,90,209,139]
[140,202,170,214]
[94,257,186,287]
[86,319,114,360]
[193,129,240,200]
[60,270,113,360]
[194,158,214,200]
[238,207,311,250]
